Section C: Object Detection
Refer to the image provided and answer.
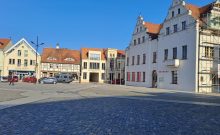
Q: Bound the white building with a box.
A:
[126,0,220,93]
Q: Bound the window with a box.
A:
[132,56,135,65]
[89,62,100,69]
[127,57,129,66]
[182,21,186,30]
[138,38,141,44]
[140,26,142,31]
[118,63,121,69]
[182,45,187,59]
[178,8,181,14]
[24,50,28,57]
[134,39,137,45]
[24,59,28,67]
[127,72,130,81]
[137,55,140,65]
[172,71,178,84]
[166,27,170,35]
[137,28,139,33]
[143,54,146,64]
[173,24,178,33]
[137,72,141,82]
[153,52,157,63]
[84,62,87,69]
[172,11,175,17]
[49,64,53,68]
[17,59,21,67]
[142,36,145,43]
[89,53,100,60]
[30,60,35,66]
[9,59,15,65]
[18,50,21,56]
[143,72,146,82]
[164,49,168,60]
[205,47,214,58]
[102,63,105,70]
[102,73,105,80]
[83,72,87,79]
[173,47,177,59]
[132,72,135,82]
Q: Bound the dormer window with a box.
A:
[178,8,181,14]
[172,11,175,17]
[47,57,57,61]
[64,58,75,61]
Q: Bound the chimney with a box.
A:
[56,43,60,49]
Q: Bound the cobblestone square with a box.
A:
[0,83,220,135]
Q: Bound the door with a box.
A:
[152,70,157,88]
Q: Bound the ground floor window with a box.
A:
[132,72,135,82]
[172,71,178,84]
[137,72,141,82]
[83,72,87,79]
[102,73,105,80]
[127,72,130,81]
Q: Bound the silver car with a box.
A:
[40,77,57,84]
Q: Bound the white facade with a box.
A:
[126,0,220,93]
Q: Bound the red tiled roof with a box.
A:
[185,3,215,20]
[117,50,125,56]
[0,38,11,49]
[144,22,163,34]
[41,48,80,64]
[81,48,106,60]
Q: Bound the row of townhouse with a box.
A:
[126,0,220,93]
[0,38,125,83]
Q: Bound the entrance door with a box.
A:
[152,70,157,88]
[90,73,99,82]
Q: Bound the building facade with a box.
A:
[126,0,220,93]
[41,46,80,80]
[80,48,106,83]
[2,38,41,79]
[0,39,12,77]
[105,48,125,84]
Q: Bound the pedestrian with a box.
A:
[9,73,14,86]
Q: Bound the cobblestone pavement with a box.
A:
[0,83,220,135]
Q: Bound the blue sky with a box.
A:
[0,0,214,52]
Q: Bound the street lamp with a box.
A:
[31,36,44,78]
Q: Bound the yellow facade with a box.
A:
[2,38,41,79]
[81,51,106,83]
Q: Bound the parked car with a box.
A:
[38,77,47,84]
[0,76,9,82]
[8,76,19,82]
[112,79,125,85]
[22,76,37,83]
[55,73,73,83]
[39,77,57,84]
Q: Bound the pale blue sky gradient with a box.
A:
[0,0,214,52]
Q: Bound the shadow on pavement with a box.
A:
[0,95,220,135]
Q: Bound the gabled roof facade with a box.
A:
[81,48,106,60]
[41,48,80,64]
[4,38,40,55]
